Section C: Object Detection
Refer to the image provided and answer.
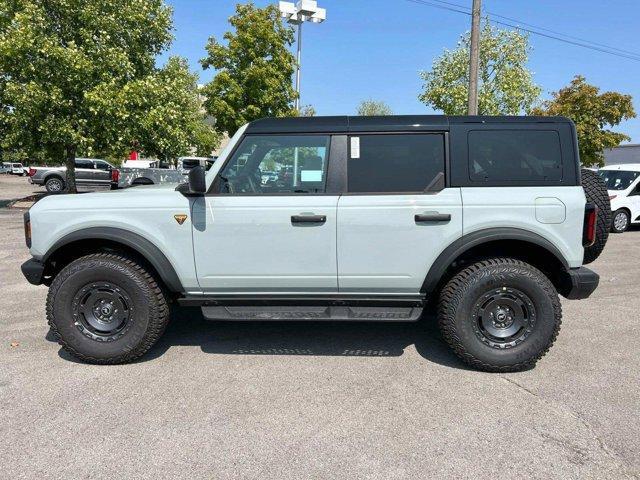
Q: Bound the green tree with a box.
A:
[532,76,636,167]
[201,3,297,136]
[94,56,220,163]
[299,104,316,117]
[419,21,541,115]
[0,0,173,192]
[356,100,393,116]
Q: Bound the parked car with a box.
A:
[119,158,185,188]
[178,156,216,175]
[9,162,26,175]
[0,162,12,174]
[28,158,119,193]
[598,163,640,233]
[21,115,610,370]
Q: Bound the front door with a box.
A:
[337,133,463,294]
[192,134,339,294]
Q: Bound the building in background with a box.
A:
[604,144,640,165]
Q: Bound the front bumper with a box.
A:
[560,267,599,300]
[21,258,45,285]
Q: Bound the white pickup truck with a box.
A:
[21,115,611,372]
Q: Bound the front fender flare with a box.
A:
[41,227,184,293]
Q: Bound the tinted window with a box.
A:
[347,134,445,193]
[75,159,94,169]
[598,170,640,191]
[219,135,330,194]
[94,161,111,171]
[468,130,562,182]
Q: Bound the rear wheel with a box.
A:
[46,253,170,364]
[611,209,630,233]
[45,176,65,193]
[438,258,562,372]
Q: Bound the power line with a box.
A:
[405,0,640,63]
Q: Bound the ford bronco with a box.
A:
[21,115,610,371]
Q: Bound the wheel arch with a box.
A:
[41,227,184,293]
[421,228,570,296]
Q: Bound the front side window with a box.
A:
[218,135,330,194]
[598,170,640,191]
[347,134,445,193]
[468,130,563,182]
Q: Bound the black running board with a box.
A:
[178,295,425,322]
[201,305,423,322]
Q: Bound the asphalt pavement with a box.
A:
[0,179,638,478]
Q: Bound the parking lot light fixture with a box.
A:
[278,1,326,111]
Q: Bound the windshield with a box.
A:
[598,170,640,190]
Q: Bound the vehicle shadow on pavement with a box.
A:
[142,306,472,370]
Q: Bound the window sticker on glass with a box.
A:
[350,137,360,159]
[301,170,322,182]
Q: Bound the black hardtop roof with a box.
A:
[244,115,572,134]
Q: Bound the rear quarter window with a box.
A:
[468,130,563,183]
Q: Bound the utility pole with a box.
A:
[467,0,481,115]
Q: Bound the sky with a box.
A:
[161,0,640,143]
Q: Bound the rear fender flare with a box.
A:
[421,227,570,294]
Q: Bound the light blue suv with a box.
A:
[21,115,610,371]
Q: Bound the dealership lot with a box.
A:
[1,192,639,478]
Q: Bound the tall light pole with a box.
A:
[279,1,326,112]
[467,0,481,115]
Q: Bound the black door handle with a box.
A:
[291,214,326,224]
[415,213,451,223]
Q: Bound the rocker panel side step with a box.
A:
[201,306,423,322]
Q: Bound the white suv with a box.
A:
[598,164,640,233]
[21,115,610,371]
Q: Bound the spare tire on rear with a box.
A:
[581,168,611,264]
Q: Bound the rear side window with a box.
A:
[468,130,562,182]
[348,134,445,193]
[75,159,94,169]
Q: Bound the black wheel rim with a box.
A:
[72,282,133,342]
[472,287,536,349]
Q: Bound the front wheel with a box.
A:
[611,209,630,233]
[438,258,562,372]
[46,253,170,364]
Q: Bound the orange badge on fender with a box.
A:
[174,214,188,225]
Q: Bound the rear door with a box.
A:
[337,133,463,294]
[93,160,113,186]
[74,159,95,185]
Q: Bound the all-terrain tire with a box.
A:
[581,168,611,264]
[46,253,170,364]
[438,258,562,373]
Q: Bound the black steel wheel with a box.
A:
[72,281,134,342]
[472,287,536,349]
[438,258,562,372]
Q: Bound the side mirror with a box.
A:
[188,165,206,194]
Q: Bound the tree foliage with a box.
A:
[299,105,316,117]
[0,0,175,191]
[356,100,393,116]
[92,56,220,163]
[201,3,297,136]
[419,21,541,115]
[532,76,636,167]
